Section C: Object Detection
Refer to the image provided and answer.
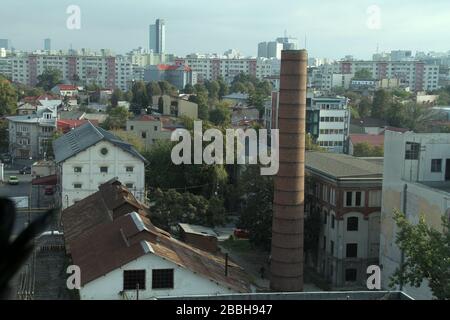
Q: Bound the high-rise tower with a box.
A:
[149,19,166,54]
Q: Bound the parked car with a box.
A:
[233,228,250,239]
[0,154,11,164]
[8,176,19,185]
[44,186,55,195]
[19,166,31,174]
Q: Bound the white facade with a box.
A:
[60,140,145,208]
[312,97,350,153]
[380,131,450,300]
[80,253,237,300]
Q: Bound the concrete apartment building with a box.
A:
[305,152,383,288]
[380,131,450,300]
[0,51,135,91]
[309,60,440,92]
[53,122,147,208]
[175,54,280,83]
[267,94,350,153]
[144,64,197,90]
[6,104,58,159]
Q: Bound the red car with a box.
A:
[44,186,55,195]
[234,228,250,239]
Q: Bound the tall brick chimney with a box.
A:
[270,50,307,292]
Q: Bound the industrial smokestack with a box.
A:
[270,50,307,292]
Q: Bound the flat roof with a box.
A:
[306,152,383,180]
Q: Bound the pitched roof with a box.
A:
[70,212,250,292]
[61,179,150,253]
[305,151,383,179]
[349,134,385,147]
[56,84,78,91]
[53,122,146,163]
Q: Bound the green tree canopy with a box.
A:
[103,106,131,130]
[353,68,373,80]
[110,88,123,108]
[0,76,18,116]
[353,142,384,157]
[208,101,232,126]
[36,67,62,91]
[390,210,450,300]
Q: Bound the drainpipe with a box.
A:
[400,183,407,291]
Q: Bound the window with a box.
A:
[323,211,328,225]
[74,167,82,173]
[123,270,146,290]
[331,215,335,229]
[154,126,158,131]
[355,192,362,207]
[126,166,134,173]
[152,269,174,289]
[346,243,358,258]
[126,183,134,189]
[345,269,357,282]
[330,240,334,255]
[100,147,108,156]
[405,142,420,160]
[345,191,364,207]
[346,192,353,207]
[141,132,147,139]
[100,166,108,173]
[347,217,359,231]
[431,159,442,172]
[130,125,134,131]
[74,183,82,189]
[323,236,327,250]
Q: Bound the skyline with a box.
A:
[1,0,450,59]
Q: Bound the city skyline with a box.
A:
[1,0,450,59]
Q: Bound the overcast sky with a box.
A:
[1,0,449,59]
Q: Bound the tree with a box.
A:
[209,101,231,126]
[146,81,162,107]
[353,142,384,157]
[205,80,220,101]
[0,76,18,116]
[144,140,228,199]
[158,96,164,114]
[183,83,194,94]
[110,89,123,108]
[217,77,229,99]
[103,106,130,130]
[189,86,209,120]
[306,134,323,151]
[130,81,149,113]
[36,67,62,91]
[238,165,274,251]
[372,89,392,118]
[390,210,450,300]
[110,130,144,152]
[353,68,372,80]
[0,120,9,152]
[358,97,372,118]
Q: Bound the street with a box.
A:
[0,169,57,236]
